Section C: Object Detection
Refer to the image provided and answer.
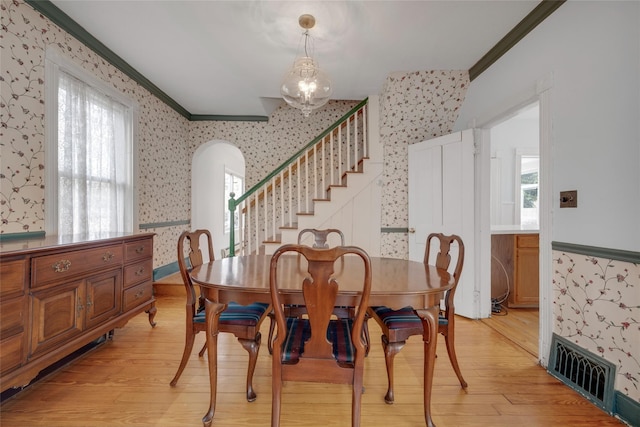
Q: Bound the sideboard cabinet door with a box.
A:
[85,269,122,329]
[30,280,85,358]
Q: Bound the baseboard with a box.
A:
[153,261,179,281]
[152,271,184,297]
[614,391,640,427]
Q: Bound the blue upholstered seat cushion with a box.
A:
[281,317,356,364]
[370,306,447,328]
[194,302,269,326]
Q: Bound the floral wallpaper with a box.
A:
[553,250,640,403]
[378,70,469,258]
[189,100,358,189]
[1,0,189,268]
[1,0,46,233]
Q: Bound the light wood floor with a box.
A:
[481,306,539,357]
[0,296,624,427]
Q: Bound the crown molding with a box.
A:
[25,0,192,119]
[26,0,565,117]
[190,115,268,122]
[25,0,269,122]
[469,0,566,81]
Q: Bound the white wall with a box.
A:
[192,141,245,257]
[455,1,640,252]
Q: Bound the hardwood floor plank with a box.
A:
[0,296,623,427]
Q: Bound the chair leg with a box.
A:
[271,377,281,427]
[198,340,207,357]
[238,332,262,402]
[170,331,196,386]
[381,335,406,404]
[352,366,365,427]
[443,331,468,388]
[267,312,275,355]
[363,320,371,357]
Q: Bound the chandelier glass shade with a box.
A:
[280,15,332,117]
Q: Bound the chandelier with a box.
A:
[280,14,332,117]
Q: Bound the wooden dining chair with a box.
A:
[170,229,270,402]
[267,228,370,355]
[269,244,372,427]
[367,232,467,404]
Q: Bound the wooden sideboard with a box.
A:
[491,232,539,308]
[0,233,156,392]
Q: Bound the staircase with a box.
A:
[227,98,382,256]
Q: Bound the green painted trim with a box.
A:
[139,220,190,230]
[24,1,279,123]
[0,231,46,242]
[552,241,640,264]
[381,228,409,233]
[25,0,191,119]
[153,262,179,281]
[614,391,640,426]
[190,115,269,122]
[469,0,566,81]
[25,0,564,117]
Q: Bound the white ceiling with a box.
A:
[50,0,540,117]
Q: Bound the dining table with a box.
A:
[189,253,455,427]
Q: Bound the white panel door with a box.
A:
[408,129,477,318]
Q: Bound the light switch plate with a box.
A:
[560,190,577,208]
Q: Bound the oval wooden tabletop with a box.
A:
[190,254,453,308]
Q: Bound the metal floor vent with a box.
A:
[548,334,616,412]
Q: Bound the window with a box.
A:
[519,155,539,227]
[223,171,244,235]
[45,50,136,235]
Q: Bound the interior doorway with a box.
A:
[484,102,540,357]
[192,141,245,257]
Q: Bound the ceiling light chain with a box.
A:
[280,14,332,118]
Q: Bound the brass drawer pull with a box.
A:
[135,267,145,276]
[135,289,144,299]
[52,259,71,273]
[102,251,114,262]
[135,246,145,254]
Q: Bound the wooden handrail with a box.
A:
[228,98,368,256]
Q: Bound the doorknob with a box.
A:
[408,228,415,234]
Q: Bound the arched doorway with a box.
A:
[192,141,245,256]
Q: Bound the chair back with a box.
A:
[177,229,215,317]
[425,233,464,317]
[270,244,371,374]
[297,228,345,248]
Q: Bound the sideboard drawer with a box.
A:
[124,238,153,263]
[0,334,24,375]
[0,298,26,338]
[123,282,153,312]
[124,259,153,289]
[32,245,123,288]
[1,259,27,298]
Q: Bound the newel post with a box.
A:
[228,192,236,257]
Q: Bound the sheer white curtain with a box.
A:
[57,70,132,235]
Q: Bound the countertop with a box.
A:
[491,225,539,235]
